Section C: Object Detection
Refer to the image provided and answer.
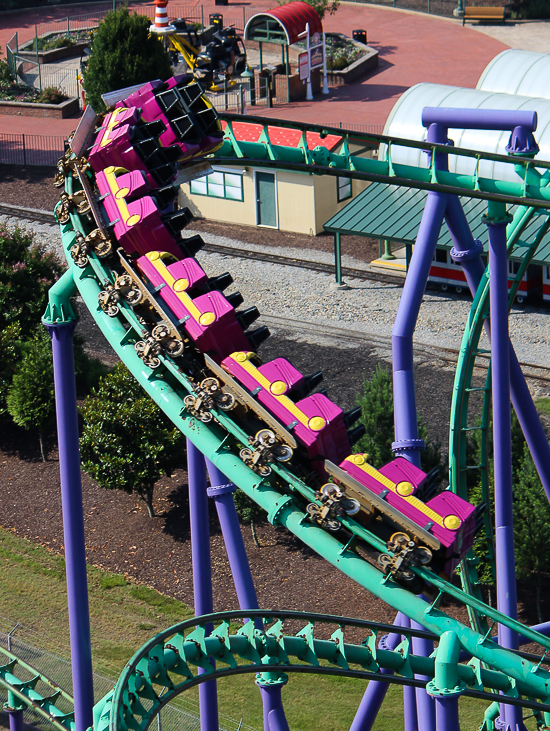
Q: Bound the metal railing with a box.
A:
[0,618,257,731]
[347,0,504,16]
[0,133,66,166]
[13,57,79,98]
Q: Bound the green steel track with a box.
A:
[32,116,550,729]
[0,646,75,731]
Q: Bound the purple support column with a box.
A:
[45,322,93,731]
[445,195,550,500]
[392,121,448,468]
[401,615,418,731]
[205,459,290,731]
[434,697,460,731]
[187,440,219,731]
[205,459,260,616]
[348,612,408,731]
[486,209,526,731]
[411,618,435,731]
[5,704,24,731]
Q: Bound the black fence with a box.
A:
[0,133,65,167]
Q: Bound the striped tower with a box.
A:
[150,0,176,35]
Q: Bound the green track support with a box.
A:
[0,647,75,731]
[89,611,550,731]
[215,114,550,209]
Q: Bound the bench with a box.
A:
[462,6,506,24]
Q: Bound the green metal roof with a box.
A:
[324,182,550,264]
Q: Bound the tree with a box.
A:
[277,0,339,20]
[353,364,445,479]
[514,442,550,622]
[82,7,173,113]
[79,363,185,517]
[7,334,55,461]
[0,223,62,338]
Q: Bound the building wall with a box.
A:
[178,150,373,235]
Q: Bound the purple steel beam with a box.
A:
[392,120,449,468]
[205,459,290,731]
[205,459,260,618]
[487,208,526,731]
[445,195,550,500]
[401,615,418,731]
[45,322,94,731]
[422,108,537,133]
[5,706,24,731]
[187,440,219,731]
[411,617,435,731]
[348,612,408,731]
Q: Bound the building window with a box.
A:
[190,170,244,201]
[434,248,447,263]
[337,176,352,202]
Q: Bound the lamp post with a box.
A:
[241,64,255,107]
[453,0,464,17]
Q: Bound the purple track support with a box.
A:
[187,440,219,731]
[348,612,407,731]
[411,618,435,731]
[5,706,24,731]
[205,459,261,620]
[401,615,418,731]
[257,685,290,731]
[486,210,526,731]
[445,195,550,500]
[44,322,94,731]
[435,696,460,731]
[205,459,290,731]
[392,190,446,468]
[422,108,537,133]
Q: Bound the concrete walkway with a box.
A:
[0,0,534,138]
[470,18,550,54]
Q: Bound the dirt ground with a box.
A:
[0,166,545,638]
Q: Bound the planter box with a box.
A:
[18,40,89,64]
[0,97,79,118]
[326,33,379,83]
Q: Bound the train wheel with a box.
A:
[273,445,293,462]
[517,296,524,304]
[239,447,253,463]
[306,503,322,519]
[389,532,410,548]
[341,498,361,515]
[256,429,276,448]
[152,324,170,341]
[125,288,143,306]
[217,393,236,411]
[165,339,184,358]
[257,463,272,477]
[325,518,342,532]
[201,377,220,394]
[441,284,448,291]
[415,546,433,565]
[198,411,213,423]
[321,483,342,500]
[455,286,463,294]
[183,395,196,410]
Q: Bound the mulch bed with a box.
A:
[0,167,545,646]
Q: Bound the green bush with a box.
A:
[83,7,173,112]
[0,223,62,337]
[80,363,185,517]
[36,86,68,105]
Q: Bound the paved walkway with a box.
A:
[0,1,543,139]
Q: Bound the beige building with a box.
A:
[178,123,371,235]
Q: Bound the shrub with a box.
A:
[80,363,185,517]
[83,7,173,112]
[0,223,62,337]
[36,86,68,105]
[0,48,14,85]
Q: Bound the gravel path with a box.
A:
[5,213,550,373]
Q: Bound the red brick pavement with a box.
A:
[0,0,508,137]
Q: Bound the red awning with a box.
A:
[244,1,323,46]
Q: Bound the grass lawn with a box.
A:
[0,528,534,731]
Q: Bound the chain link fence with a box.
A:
[0,618,258,731]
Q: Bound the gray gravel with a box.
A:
[6,214,550,373]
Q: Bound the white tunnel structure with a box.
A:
[381,50,550,183]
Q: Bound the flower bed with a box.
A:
[0,85,78,118]
[17,29,93,64]
[325,33,378,83]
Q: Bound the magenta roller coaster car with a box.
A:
[137,252,250,360]
[340,454,476,573]
[118,76,224,158]
[96,169,184,259]
[222,352,351,473]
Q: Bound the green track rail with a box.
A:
[91,610,550,731]
[0,646,75,731]
[214,114,550,210]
